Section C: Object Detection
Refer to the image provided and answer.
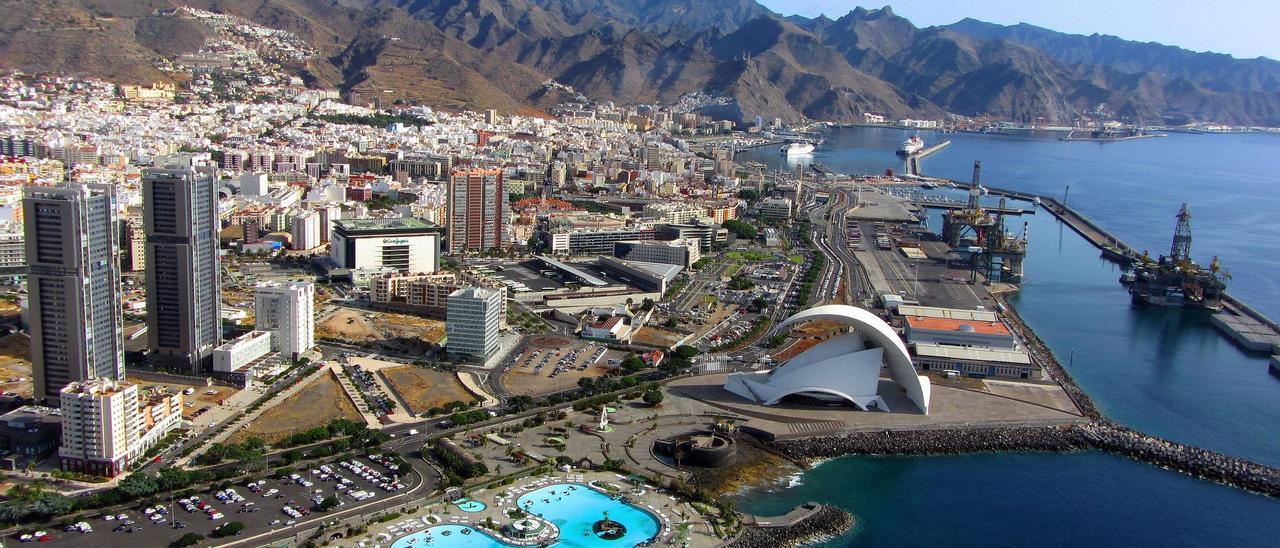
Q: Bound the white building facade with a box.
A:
[446,287,502,362]
[255,281,315,360]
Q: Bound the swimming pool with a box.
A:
[517,483,661,547]
[390,525,508,548]
[453,498,487,513]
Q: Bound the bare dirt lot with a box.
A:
[381,366,476,415]
[318,308,447,354]
[230,374,361,444]
[0,333,32,398]
[502,341,623,397]
[630,326,687,348]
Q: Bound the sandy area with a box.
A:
[381,366,475,414]
[230,374,361,444]
[0,333,32,398]
[318,308,447,353]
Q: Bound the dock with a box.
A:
[903,140,951,175]
[912,196,1034,215]
[932,180,1280,356]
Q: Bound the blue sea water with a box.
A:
[734,128,1280,545]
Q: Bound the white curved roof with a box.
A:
[775,304,930,414]
[724,346,887,411]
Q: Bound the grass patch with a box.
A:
[722,263,743,277]
[725,250,772,262]
[788,254,806,264]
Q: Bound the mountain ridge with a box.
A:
[2,1,1278,126]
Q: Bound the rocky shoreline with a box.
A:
[727,505,855,548]
[769,422,1280,498]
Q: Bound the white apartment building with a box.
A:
[291,209,322,251]
[255,281,315,360]
[447,287,502,362]
[59,379,138,476]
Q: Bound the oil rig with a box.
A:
[1122,203,1228,309]
[942,161,1029,283]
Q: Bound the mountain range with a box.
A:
[4,0,1279,126]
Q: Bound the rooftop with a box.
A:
[904,316,1012,336]
[912,342,1030,364]
[896,304,998,323]
[333,217,439,232]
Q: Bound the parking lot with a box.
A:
[501,339,623,396]
[26,454,415,547]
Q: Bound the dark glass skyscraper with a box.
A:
[143,166,222,373]
[23,183,124,405]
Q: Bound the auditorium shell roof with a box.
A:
[724,305,931,414]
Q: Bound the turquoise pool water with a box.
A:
[390,525,508,548]
[517,483,661,547]
[454,498,487,513]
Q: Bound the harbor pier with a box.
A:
[960,182,1280,356]
[903,140,951,175]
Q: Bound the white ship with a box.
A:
[897,135,924,155]
[780,142,815,155]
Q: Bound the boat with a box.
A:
[897,135,924,156]
[780,142,815,155]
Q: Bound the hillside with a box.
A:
[1,1,1277,126]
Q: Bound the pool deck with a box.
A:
[350,471,721,547]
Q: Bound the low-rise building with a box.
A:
[211,330,274,383]
[370,272,461,318]
[613,238,700,267]
[331,218,442,273]
[902,315,1016,349]
[912,342,1040,380]
[0,406,61,463]
[759,197,794,219]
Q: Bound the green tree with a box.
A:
[643,389,665,406]
[319,495,339,511]
[213,521,245,537]
[737,189,760,202]
[173,532,205,547]
[622,355,646,372]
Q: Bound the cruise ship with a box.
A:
[780,142,815,155]
[897,135,924,155]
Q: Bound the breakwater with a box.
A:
[769,422,1280,499]
[728,504,855,548]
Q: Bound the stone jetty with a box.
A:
[727,504,854,548]
[771,422,1280,499]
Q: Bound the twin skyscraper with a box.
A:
[25,164,221,406]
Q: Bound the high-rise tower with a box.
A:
[447,167,507,253]
[143,167,222,373]
[24,183,124,404]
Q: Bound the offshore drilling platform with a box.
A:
[1122,204,1228,309]
[942,161,1029,283]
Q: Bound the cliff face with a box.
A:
[4,1,1279,126]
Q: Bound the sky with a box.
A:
[758,0,1280,60]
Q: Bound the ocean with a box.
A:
[733,128,1280,546]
